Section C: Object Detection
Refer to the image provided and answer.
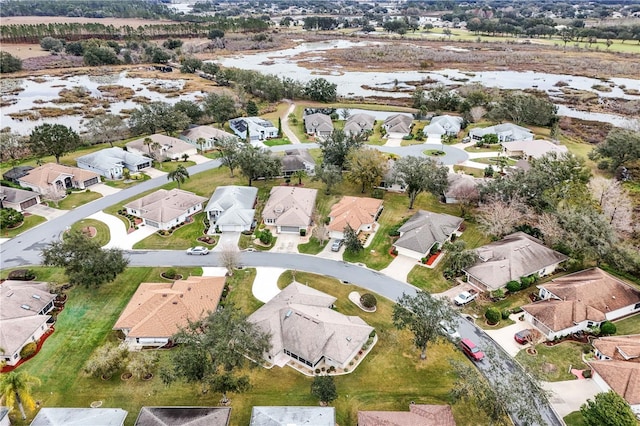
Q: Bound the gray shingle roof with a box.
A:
[30,408,128,426]
[0,186,39,204]
[77,147,150,171]
[394,210,463,255]
[250,407,335,426]
[135,407,231,426]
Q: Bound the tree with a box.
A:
[313,164,343,195]
[214,136,242,177]
[0,51,22,73]
[41,230,129,288]
[393,156,449,209]
[246,100,259,116]
[292,170,307,186]
[86,114,128,146]
[442,240,478,278]
[345,147,389,193]
[167,164,190,189]
[202,93,237,125]
[128,351,158,380]
[180,57,202,74]
[40,36,64,52]
[588,177,634,236]
[393,291,455,360]
[0,208,24,229]
[475,196,531,238]
[318,129,364,170]
[555,206,616,265]
[481,133,498,146]
[29,124,81,164]
[236,144,281,186]
[181,153,189,162]
[304,78,337,103]
[163,303,271,402]
[84,45,119,66]
[311,375,338,405]
[84,342,129,379]
[174,100,204,123]
[219,244,240,276]
[489,92,558,126]
[0,371,41,420]
[589,127,640,172]
[580,391,636,426]
[343,224,363,254]
[0,131,28,164]
[208,371,250,405]
[129,102,190,136]
[143,137,153,154]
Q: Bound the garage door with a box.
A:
[84,177,99,187]
[280,226,299,233]
[20,197,38,210]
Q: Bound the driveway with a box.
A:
[485,315,536,357]
[253,267,285,303]
[25,203,67,220]
[211,232,241,252]
[379,254,417,282]
[144,168,168,179]
[90,183,121,197]
[189,154,212,165]
[317,239,343,260]
[88,211,157,250]
[281,102,301,145]
[271,233,300,253]
[542,379,602,418]
[436,281,478,303]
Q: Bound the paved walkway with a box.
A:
[485,315,536,357]
[252,267,285,303]
[88,211,156,249]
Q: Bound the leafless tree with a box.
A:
[536,212,564,247]
[476,196,532,238]
[448,181,479,216]
[0,131,29,164]
[219,244,240,276]
[42,185,66,208]
[469,106,487,123]
[588,177,635,236]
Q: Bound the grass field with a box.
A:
[1,214,46,238]
[515,341,590,382]
[69,218,111,247]
[52,190,102,210]
[133,212,208,250]
[614,314,640,336]
[564,410,587,426]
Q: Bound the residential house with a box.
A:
[358,403,456,426]
[229,117,278,142]
[180,125,237,152]
[383,114,413,136]
[378,159,405,192]
[0,407,9,426]
[123,188,207,230]
[250,407,335,426]
[303,113,333,138]
[423,115,463,138]
[393,210,463,260]
[444,173,482,204]
[76,147,152,179]
[0,281,55,367]
[3,165,33,184]
[205,185,258,233]
[589,335,640,415]
[522,268,640,340]
[328,196,383,240]
[281,149,316,178]
[343,113,375,136]
[469,123,533,142]
[0,186,40,212]
[464,232,568,291]
[248,282,374,370]
[501,139,568,160]
[30,408,128,426]
[262,186,317,234]
[126,134,197,161]
[113,276,225,347]
[135,407,231,426]
[17,163,99,195]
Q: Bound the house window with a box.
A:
[587,321,594,328]
[635,302,640,310]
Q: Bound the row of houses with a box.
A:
[303,112,414,139]
[26,402,456,426]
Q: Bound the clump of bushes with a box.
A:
[257,229,274,245]
[163,268,177,280]
[485,307,501,325]
[600,321,616,336]
[506,280,521,293]
[20,342,37,359]
[8,269,36,281]
[360,293,377,309]
[501,309,511,320]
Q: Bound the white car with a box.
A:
[439,321,460,340]
[186,246,209,255]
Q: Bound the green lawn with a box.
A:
[614,314,640,336]
[155,160,196,173]
[69,218,111,247]
[133,212,208,250]
[297,237,327,255]
[6,266,492,426]
[452,165,485,177]
[515,341,590,382]
[564,410,586,426]
[464,144,502,153]
[263,138,292,147]
[104,173,151,189]
[407,264,452,293]
[52,190,102,210]
[1,214,46,238]
[473,157,517,166]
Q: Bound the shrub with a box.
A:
[0,208,24,229]
[7,269,36,281]
[582,369,592,378]
[164,268,177,279]
[506,280,521,293]
[501,309,510,320]
[520,275,536,289]
[315,368,321,374]
[429,243,439,255]
[360,293,377,309]
[299,229,306,237]
[371,188,384,199]
[20,342,37,359]
[600,321,616,335]
[327,366,336,373]
[485,307,501,325]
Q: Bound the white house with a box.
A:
[303,113,333,138]
[383,114,413,136]
[464,232,568,291]
[393,210,463,260]
[205,185,258,233]
[522,268,640,340]
[501,139,568,160]
[423,115,463,137]
[180,125,238,152]
[126,134,197,161]
[328,196,383,240]
[229,117,278,142]
[31,408,128,426]
[469,123,533,142]
[123,189,207,230]
[343,113,375,136]
[248,282,374,371]
[262,186,317,234]
[76,147,152,179]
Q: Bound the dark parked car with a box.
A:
[460,338,485,361]
[514,329,535,345]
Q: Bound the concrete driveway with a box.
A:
[379,255,417,282]
[89,183,121,197]
[542,379,602,418]
[271,233,300,253]
[88,211,157,249]
[189,154,212,165]
[485,315,536,357]
[25,203,67,220]
[144,168,168,179]
[253,267,285,303]
[211,232,241,252]
[317,239,343,260]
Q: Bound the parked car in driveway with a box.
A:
[514,329,535,344]
[439,320,460,340]
[331,239,344,252]
[454,289,478,306]
[186,246,209,255]
[460,338,485,361]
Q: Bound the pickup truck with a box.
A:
[454,289,478,306]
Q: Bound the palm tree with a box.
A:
[0,371,41,420]
[196,137,206,154]
[143,137,153,154]
[181,153,189,162]
[292,170,307,185]
[167,164,189,189]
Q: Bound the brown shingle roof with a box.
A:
[522,300,606,333]
[593,335,640,362]
[124,189,207,225]
[113,276,225,339]
[18,163,99,192]
[358,404,456,426]
[262,187,317,228]
[328,196,383,233]
[589,360,640,405]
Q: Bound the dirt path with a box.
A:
[281,101,301,145]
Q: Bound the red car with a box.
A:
[460,338,485,361]
[514,329,534,345]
